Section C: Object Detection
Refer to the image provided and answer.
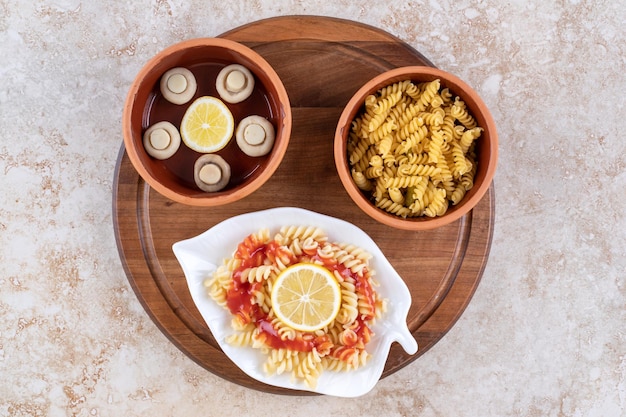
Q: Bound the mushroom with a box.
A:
[235,115,275,157]
[193,154,231,192]
[160,67,197,105]
[215,64,255,103]
[142,121,181,160]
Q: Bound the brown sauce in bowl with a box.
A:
[143,61,276,191]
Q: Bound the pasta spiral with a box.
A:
[384,175,423,189]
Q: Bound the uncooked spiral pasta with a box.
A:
[204,226,386,389]
[459,127,482,154]
[347,78,483,218]
[420,108,445,127]
[349,137,371,166]
[374,197,412,217]
[427,128,445,164]
[377,136,393,157]
[397,163,441,178]
[449,183,467,205]
[351,170,373,191]
[396,115,426,141]
[373,91,402,115]
[423,187,448,217]
[364,165,384,179]
[396,126,428,155]
[378,79,412,98]
[388,187,404,204]
[450,142,472,177]
[397,152,430,166]
[384,175,423,189]
[416,79,441,111]
[451,100,477,129]
[369,119,397,143]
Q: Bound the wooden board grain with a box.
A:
[112,16,495,395]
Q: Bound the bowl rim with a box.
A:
[334,65,498,230]
[122,37,292,206]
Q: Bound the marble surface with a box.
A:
[1,0,624,416]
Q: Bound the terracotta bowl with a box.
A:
[122,38,292,206]
[334,66,498,231]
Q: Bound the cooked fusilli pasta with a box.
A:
[204,226,386,389]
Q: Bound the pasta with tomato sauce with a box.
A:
[203,225,386,388]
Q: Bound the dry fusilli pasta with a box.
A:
[346,78,483,218]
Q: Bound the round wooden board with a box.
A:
[113,16,495,395]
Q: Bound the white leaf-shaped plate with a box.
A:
[172,207,417,397]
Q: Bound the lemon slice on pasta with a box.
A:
[270,263,341,332]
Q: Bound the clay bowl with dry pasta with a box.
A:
[123,38,292,206]
[334,66,498,231]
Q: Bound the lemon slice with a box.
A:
[180,96,234,153]
[270,263,341,332]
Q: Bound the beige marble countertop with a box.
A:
[1,0,624,416]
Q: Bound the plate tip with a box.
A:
[395,328,418,355]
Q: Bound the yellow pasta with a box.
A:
[347,78,483,217]
[384,175,423,189]
[378,79,413,98]
[374,197,412,217]
[397,163,441,178]
[364,165,384,179]
[369,119,397,143]
[373,91,402,115]
[396,115,425,141]
[239,265,277,283]
[388,187,404,204]
[424,187,448,217]
[351,169,373,191]
[416,79,441,111]
[377,136,393,156]
[451,101,477,129]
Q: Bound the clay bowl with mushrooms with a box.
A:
[122,38,292,206]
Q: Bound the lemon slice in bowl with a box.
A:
[180,96,234,153]
[270,263,342,332]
